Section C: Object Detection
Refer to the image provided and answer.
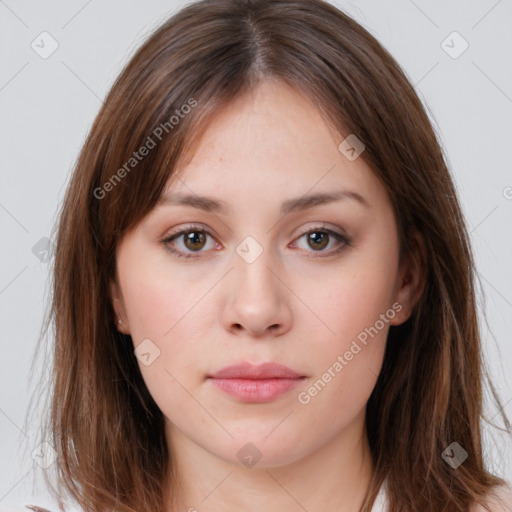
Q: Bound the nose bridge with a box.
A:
[234,233,281,304]
[222,233,292,336]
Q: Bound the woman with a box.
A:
[23,0,511,510]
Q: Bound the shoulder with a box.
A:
[472,483,512,512]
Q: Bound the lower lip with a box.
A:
[208,377,303,403]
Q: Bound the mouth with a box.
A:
[207,362,307,403]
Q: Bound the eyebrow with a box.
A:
[157,189,371,215]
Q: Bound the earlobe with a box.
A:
[109,279,129,334]
[390,229,427,326]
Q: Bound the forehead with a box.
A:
[164,80,387,213]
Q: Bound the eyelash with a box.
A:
[161,223,351,260]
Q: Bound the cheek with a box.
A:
[117,253,214,396]
[122,276,214,391]
[119,268,208,422]
[124,279,178,340]
[119,255,206,342]
[296,338,385,435]
[295,280,391,425]
[302,252,398,354]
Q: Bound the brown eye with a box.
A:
[306,231,330,251]
[183,231,207,251]
[293,226,350,257]
[162,225,217,259]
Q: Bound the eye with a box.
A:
[161,223,351,260]
[161,224,219,259]
[292,225,351,256]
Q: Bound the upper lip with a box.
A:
[208,362,304,380]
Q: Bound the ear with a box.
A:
[109,279,130,334]
[390,229,427,326]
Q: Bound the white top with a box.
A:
[371,479,388,511]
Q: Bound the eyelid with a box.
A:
[294,222,345,238]
[163,223,213,240]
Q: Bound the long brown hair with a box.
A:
[28,0,509,510]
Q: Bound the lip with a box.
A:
[207,362,306,403]
[208,362,304,380]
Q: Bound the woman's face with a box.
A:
[111,80,418,469]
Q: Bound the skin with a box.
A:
[110,79,426,512]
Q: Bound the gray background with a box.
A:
[1,0,511,508]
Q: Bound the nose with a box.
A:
[221,245,293,338]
